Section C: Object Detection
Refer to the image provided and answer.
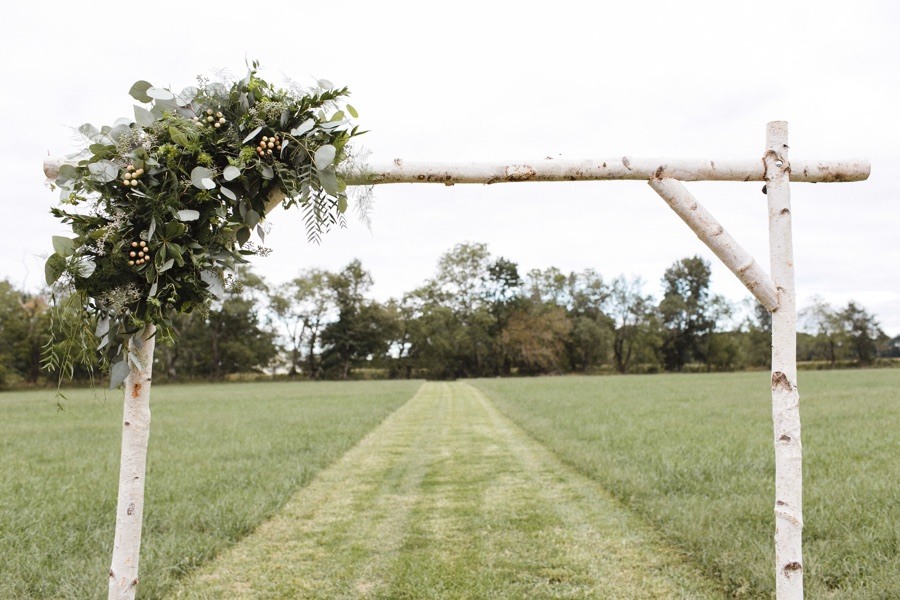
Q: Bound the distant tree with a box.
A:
[565,270,612,372]
[0,281,50,386]
[840,301,885,365]
[0,281,51,385]
[501,301,571,374]
[739,299,772,369]
[321,260,391,379]
[158,267,277,379]
[605,275,657,374]
[800,297,845,366]
[268,269,334,378]
[658,256,716,371]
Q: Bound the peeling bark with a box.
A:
[766,122,804,600]
[347,157,870,185]
[44,156,870,186]
[649,177,779,311]
[109,325,155,600]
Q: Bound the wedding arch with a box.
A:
[43,70,869,600]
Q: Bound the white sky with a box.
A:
[2,0,898,334]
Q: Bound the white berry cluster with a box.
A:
[127,240,150,267]
[194,109,227,129]
[121,164,144,187]
[256,135,282,158]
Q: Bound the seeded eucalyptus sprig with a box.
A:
[44,63,364,385]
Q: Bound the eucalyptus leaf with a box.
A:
[242,126,263,144]
[74,258,96,279]
[147,87,175,101]
[176,209,200,222]
[220,186,237,201]
[128,80,153,103]
[88,160,118,183]
[245,210,260,228]
[314,145,336,170]
[56,164,78,185]
[134,105,155,127]
[78,123,100,141]
[319,119,349,131]
[223,165,241,181]
[256,225,266,242]
[200,270,225,299]
[128,351,142,370]
[158,259,175,273]
[190,167,214,189]
[109,360,130,389]
[176,86,198,106]
[52,236,76,257]
[148,282,158,297]
[318,168,339,196]
[200,178,215,190]
[290,119,315,136]
[260,165,274,180]
[95,317,111,340]
[109,124,131,142]
[44,254,66,285]
[236,227,251,246]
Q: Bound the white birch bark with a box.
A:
[108,324,156,600]
[350,156,869,185]
[648,177,779,311]
[765,121,803,599]
[44,156,870,185]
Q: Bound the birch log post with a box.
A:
[108,325,156,600]
[105,190,283,600]
[765,121,804,599]
[648,177,779,311]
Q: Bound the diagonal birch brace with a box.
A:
[648,177,779,311]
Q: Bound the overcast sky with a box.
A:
[2,0,897,334]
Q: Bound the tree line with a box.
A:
[0,243,896,387]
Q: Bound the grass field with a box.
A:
[175,382,724,599]
[473,370,900,599]
[2,372,896,599]
[0,380,421,599]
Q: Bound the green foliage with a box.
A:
[0,380,420,599]
[476,370,900,599]
[44,64,363,383]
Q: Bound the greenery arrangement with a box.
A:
[43,62,363,385]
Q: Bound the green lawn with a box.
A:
[473,370,900,599]
[0,380,422,599]
[175,382,724,599]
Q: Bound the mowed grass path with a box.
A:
[474,370,900,599]
[176,381,723,599]
[0,380,421,599]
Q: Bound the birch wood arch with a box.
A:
[43,121,870,600]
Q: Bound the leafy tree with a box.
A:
[840,301,885,365]
[0,281,51,386]
[268,269,334,378]
[321,260,391,379]
[501,301,571,374]
[658,256,716,371]
[156,267,276,379]
[800,297,845,366]
[605,275,657,374]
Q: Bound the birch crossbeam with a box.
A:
[353,157,870,185]
[43,156,870,185]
